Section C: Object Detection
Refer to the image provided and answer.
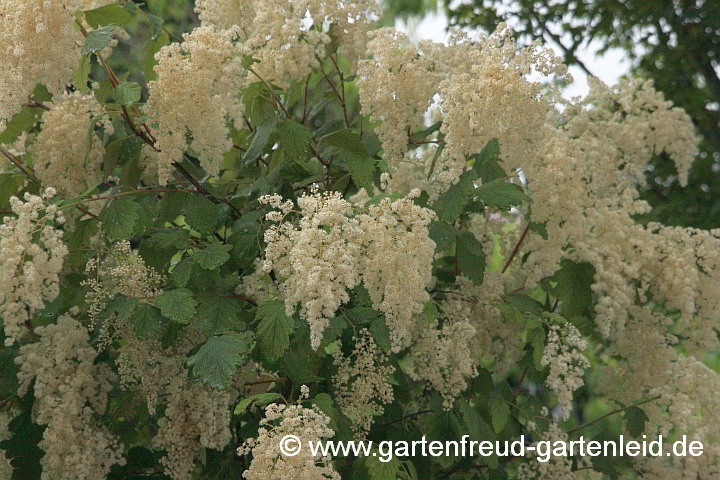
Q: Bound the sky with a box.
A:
[396,10,631,99]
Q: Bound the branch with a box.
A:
[502,222,531,273]
[566,395,662,435]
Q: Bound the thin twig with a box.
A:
[502,222,531,273]
[566,395,662,435]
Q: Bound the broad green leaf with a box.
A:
[342,151,376,194]
[365,451,402,480]
[192,243,233,270]
[147,228,192,250]
[234,392,283,414]
[428,221,458,253]
[489,397,510,433]
[187,333,254,389]
[551,260,595,318]
[625,406,649,437]
[104,294,139,323]
[84,2,134,28]
[155,288,197,324]
[369,316,391,352]
[132,303,165,339]
[319,129,368,157]
[475,178,531,210]
[322,316,348,345]
[0,107,37,144]
[470,138,506,182]
[503,292,545,315]
[0,173,26,209]
[196,294,245,332]
[143,31,170,82]
[0,387,44,479]
[277,119,312,158]
[242,118,276,164]
[432,169,477,222]
[114,82,142,106]
[82,25,116,55]
[170,258,192,288]
[455,230,485,284]
[102,197,140,240]
[183,195,222,233]
[72,55,91,93]
[256,300,295,362]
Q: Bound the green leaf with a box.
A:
[489,397,510,433]
[0,107,38,144]
[365,451,402,480]
[428,221,458,253]
[183,195,222,233]
[319,129,368,157]
[114,82,142,106]
[170,258,192,288]
[470,138,506,182]
[342,151,376,194]
[432,169,477,222]
[155,288,197,324]
[102,197,140,240]
[196,294,245,332]
[322,316,348,345]
[187,333,254,389]
[143,31,170,82]
[242,118,276,164]
[72,55,91,93]
[132,303,165,339]
[625,406,649,437]
[147,228,192,250]
[82,25,116,55]
[475,178,531,210]
[84,2,134,28]
[192,243,233,270]
[277,119,312,158]
[0,173,26,209]
[455,231,485,284]
[234,392,283,414]
[369,316,391,352]
[0,386,44,480]
[256,300,295,362]
[104,294,139,322]
[551,260,595,318]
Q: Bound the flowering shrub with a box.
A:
[0,1,717,479]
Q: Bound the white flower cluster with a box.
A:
[408,318,478,410]
[522,78,714,345]
[29,91,112,197]
[14,315,125,480]
[0,189,67,346]
[83,240,165,343]
[196,0,379,85]
[238,386,340,480]
[540,322,590,420]
[148,25,249,184]
[357,28,446,163]
[0,0,85,127]
[358,24,567,198]
[436,26,567,191]
[332,329,395,439]
[153,374,235,480]
[518,423,601,480]
[261,189,435,351]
